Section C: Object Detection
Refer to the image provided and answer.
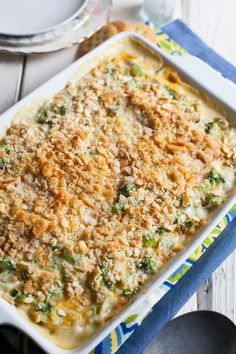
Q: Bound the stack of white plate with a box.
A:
[0,0,110,54]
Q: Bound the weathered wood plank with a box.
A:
[196,278,213,311]
[212,253,236,322]
[20,46,79,98]
[181,0,236,65]
[0,54,24,113]
[182,0,236,322]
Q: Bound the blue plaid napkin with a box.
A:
[163,19,236,83]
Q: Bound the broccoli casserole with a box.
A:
[0,48,236,349]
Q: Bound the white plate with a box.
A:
[0,0,110,54]
[0,0,88,36]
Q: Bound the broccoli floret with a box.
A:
[214,117,228,129]
[119,183,136,197]
[36,104,66,124]
[157,226,168,234]
[173,217,179,225]
[10,288,19,298]
[111,203,124,214]
[165,86,177,99]
[130,63,144,77]
[139,257,156,274]
[0,259,15,272]
[205,117,227,134]
[34,301,52,313]
[0,140,8,152]
[107,107,118,117]
[21,268,30,280]
[181,219,195,232]
[50,105,66,115]
[0,157,7,169]
[101,265,113,290]
[204,195,223,209]
[50,286,64,298]
[123,287,139,296]
[142,232,158,247]
[185,220,195,228]
[208,170,225,185]
[60,250,82,264]
[205,122,214,134]
[15,293,27,305]
[104,67,116,76]
[91,304,102,316]
[36,106,50,124]
[134,80,144,89]
[103,279,113,290]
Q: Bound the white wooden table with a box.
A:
[0,0,236,352]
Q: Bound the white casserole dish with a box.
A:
[0,32,236,354]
